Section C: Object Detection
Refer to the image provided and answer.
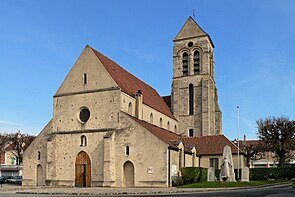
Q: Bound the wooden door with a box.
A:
[75,151,91,187]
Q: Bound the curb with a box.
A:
[12,182,292,196]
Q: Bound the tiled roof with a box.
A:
[91,47,176,120]
[242,140,260,146]
[123,112,181,149]
[182,135,239,155]
[162,95,171,109]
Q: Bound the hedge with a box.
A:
[250,167,295,180]
[181,167,295,183]
[180,167,208,184]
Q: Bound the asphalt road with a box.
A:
[0,186,294,197]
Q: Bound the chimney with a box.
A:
[135,90,143,120]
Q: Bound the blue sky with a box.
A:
[0,0,294,140]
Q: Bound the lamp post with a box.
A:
[237,106,240,180]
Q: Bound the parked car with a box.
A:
[0,176,14,184]
[5,176,22,184]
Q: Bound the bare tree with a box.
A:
[257,116,295,167]
[0,134,9,164]
[7,131,35,165]
[241,141,262,168]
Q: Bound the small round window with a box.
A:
[187,42,194,47]
[79,108,90,123]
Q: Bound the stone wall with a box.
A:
[114,113,171,187]
[172,34,222,136]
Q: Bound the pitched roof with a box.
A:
[91,47,176,120]
[123,112,181,149]
[162,95,171,109]
[236,140,261,149]
[182,135,239,155]
[174,16,214,48]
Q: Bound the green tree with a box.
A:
[256,116,295,167]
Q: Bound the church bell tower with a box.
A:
[171,16,222,137]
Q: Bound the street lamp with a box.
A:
[237,106,240,180]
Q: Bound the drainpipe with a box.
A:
[168,148,171,187]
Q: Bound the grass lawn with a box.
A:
[178,180,289,188]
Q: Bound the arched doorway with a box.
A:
[123,161,134,187]
[36,164,43,186]
[75,151,91,187]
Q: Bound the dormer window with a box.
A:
[182,52,189,76]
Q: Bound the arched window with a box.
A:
[128,102,132,115]
[37,151,41,160]
[174,125,177,132]
[159,118,163,128]
[80,135,87,147]
[125,146,130,156]
[182,52,189,76]
[167,121,170,130]
[150,113,153,123]
[83,73,87,85]
[194,51,200,74]
[189,84,194,115]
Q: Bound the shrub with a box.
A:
[181,167,208,184]
[250,167,295,180]
[199,167,208,182]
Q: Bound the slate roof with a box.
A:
[182,135,239,155]
[91,47,176,120]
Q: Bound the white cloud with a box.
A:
[0,120,15,126]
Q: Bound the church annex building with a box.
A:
[23,17,245,187]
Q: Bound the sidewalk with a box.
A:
[0,182,292,195]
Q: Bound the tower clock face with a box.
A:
[79,108,90,123]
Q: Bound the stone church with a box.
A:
[23,17,243,187]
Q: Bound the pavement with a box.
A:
[0,182,292,196]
